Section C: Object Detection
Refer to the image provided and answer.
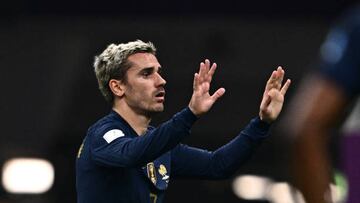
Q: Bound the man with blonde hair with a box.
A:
[76,39,291,203]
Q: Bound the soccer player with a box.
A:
[286,5,360,203]
[76,40,291,203]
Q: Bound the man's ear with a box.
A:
[109,79,125,97]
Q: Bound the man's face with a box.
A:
[122,52,166,115]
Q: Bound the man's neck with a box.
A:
[112,102,151,136]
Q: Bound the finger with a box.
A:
[267,66,284,90]
[210,87,226,102]
[276,66,284,89]
[193,73,199,90]
[280,79,291,95]
[260,94,271,113]
[205,59,211,72]
[207,62,217,83]
[265,70,277,92]
[202,81,210,93]
[270,70,278,83]
[208,62,217,76]
[198,62,206,82]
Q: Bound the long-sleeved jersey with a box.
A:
[76,107,270,203]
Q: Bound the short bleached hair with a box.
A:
[94,40,156,103]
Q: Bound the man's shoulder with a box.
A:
[88,111,130,137]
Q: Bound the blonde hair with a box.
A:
[94,40,156,103]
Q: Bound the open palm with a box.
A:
[259,66,291,123]
[188,59,225,116]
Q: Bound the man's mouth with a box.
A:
[155,91,165,98]
[155,91,165,102]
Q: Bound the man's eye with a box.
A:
[142,71,152,77]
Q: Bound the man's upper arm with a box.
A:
[89,123,139,167]
[89,107,198,168]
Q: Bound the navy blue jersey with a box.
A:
[76,107,270,203]
[318,5,360,98]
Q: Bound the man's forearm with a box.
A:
[293,129,332,203]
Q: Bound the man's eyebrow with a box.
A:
[139,66,162,72]
[139,67,154,72]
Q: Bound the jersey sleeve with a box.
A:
[318,14,360,98]
[171,117,270,179]
[90,107,198,167]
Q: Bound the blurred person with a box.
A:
[285,5,360,203]
[76,40,291,203]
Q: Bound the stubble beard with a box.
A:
[129,101,164,118]
[145,104,164,117]
[126,86,165,117]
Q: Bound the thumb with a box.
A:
[210,88,226,102]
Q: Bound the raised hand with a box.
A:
[188,59,225,117]
[259,66,291,123]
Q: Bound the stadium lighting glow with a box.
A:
[232,175,272,200]
[2,158,54,194]
[330,183,348,203]
[267,182,305,203]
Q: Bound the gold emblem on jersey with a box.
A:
[150,193,158,203]
[158,164,169,183]
[147,162,157,185]
[158,164,167,176]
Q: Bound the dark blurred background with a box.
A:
[0,0,357,202]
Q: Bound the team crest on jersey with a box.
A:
[158,164,169,181]
[158,164,169,182]
[158,164,167,176]
[147,162,157,185]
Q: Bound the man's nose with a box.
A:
[156,73,166,86]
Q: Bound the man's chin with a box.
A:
[153,106,164,113]
[146,105,164,115]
